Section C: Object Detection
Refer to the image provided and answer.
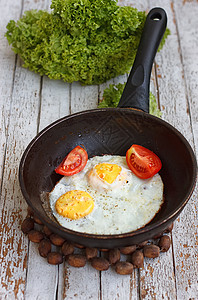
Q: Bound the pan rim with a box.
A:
[19,107,197,241]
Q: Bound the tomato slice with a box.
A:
[55,146,88,176]
[126,144,162,179]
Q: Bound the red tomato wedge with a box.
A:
[126,144,162,179]
[55,146,88,176]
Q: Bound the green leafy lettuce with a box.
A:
[5,0,170,85]
[99,82,162,117]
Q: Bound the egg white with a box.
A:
[49,155,164,234]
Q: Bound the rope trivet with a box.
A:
[21,207,172,275]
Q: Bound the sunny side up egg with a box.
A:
[49,155,164,235]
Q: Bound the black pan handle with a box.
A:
[117,7,167,112]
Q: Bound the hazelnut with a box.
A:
[47,252,63,265]
[91,257,109,271]
[21,217,34,234]
[153,232,163,239]
[138,241,148,248]
[143,244,160,258]
[131,250,144,268]
[61,241,74,256]
[50,233,65,246]
[73,243,85,249]
[120,245,136,255]
[159,235,171,252]
[28,230,44,243]
[27,206,34,217]
[43,225,53,237]
[108,249,120,265]
[85,247,98,260]
[164,223,174,233]
[38,239,51,258]
[115,261,133,275]
[67,254,86,268]
[33,215,43,225]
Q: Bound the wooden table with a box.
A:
[0,0,197,299]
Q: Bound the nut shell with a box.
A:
[91,257,109,271]
[120,245,136,255]
[73,243,85,249]
[38,239,51,258]
[43,225,53,237]
[33,215,43,225]
[153,232,163,239]
[47,252,63,265]
[164,223,174,233]
[50,233,65,246]
[159,235,171,252]
[85,247,98,260]
[143,244,160,258]
[131,250,144,268]
[61,241,74,256]
[21,217,34,234]
[28,230,44,243]
[138,241,148,248]
[27,206,34,217]
[67,254,86,268]
[115,261,133,275]
[108,249,120,265]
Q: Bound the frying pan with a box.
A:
[19,8,197,248]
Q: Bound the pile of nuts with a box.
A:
[21,207,173,275]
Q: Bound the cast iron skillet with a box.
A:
[19,8,197,248]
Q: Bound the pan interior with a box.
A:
[20,108,197,243]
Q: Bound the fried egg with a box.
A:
[49,155,164,234]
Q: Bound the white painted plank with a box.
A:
[0,59,41,299]
[139,248,177,299]
[57,82,101,300]
[101,258,139,300]
[24,77,70,300]
[175,0,198,152]
[168,2,198,298]
[70,82,99,113]
[0,3,41,298]
[138,0,177,292]
[0,0,51,298]
[60,255,101,300]
[25,243,58,300]
[18,1,63,299]
[39,77,70,131]
[118,0,146,11]
[0,0,21,197]
[16,3,65,299]
[148,0,198,299]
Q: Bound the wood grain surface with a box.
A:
[0,0,197,299]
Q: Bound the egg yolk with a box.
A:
[94,163,122,184]
[55,190,94,220]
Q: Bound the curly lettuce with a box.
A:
[99,82,162,117]
[5,0,169,85]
